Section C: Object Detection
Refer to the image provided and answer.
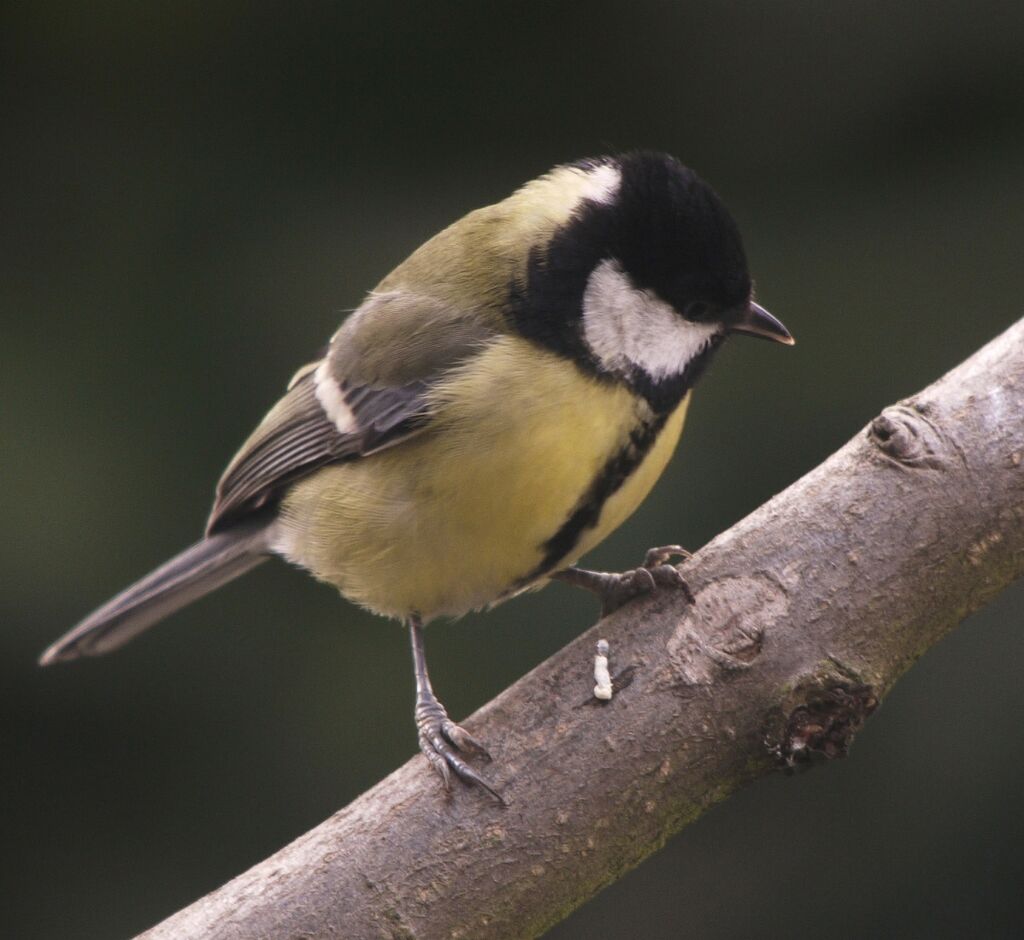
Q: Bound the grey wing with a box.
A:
[206,369,432,534]
[205,291,500,535]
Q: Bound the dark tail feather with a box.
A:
[39,518,272,665]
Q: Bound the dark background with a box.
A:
[4,2,1024,937]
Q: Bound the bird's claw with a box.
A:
[554,545,695,617]
[597,563,694,616]
[642,544,692,569]
[415,697,504,803]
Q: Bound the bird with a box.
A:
[40,151,793,800]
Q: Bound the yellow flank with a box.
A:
[276,335,690,621]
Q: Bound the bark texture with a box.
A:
[140,319,1024,940]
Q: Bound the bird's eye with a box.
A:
[684,301,712,321]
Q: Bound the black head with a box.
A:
[508,151,792,410]
[603,152,751,322]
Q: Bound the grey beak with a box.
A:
[730,301,795,345]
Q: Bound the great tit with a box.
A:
[40,151,793,799]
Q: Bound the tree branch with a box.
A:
[138,319,1024,940]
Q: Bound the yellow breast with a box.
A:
[275,336,689,621]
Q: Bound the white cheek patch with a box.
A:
[582,259,720,380]
[578,163,621,206]
[313,360,358,434]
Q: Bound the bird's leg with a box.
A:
[552,545,695,618]
[408,614,503,803]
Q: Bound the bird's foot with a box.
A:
[415,694,504,803]
[554,545,695,617]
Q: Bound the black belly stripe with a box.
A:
[504,328,721,593]
[513,410,671,589]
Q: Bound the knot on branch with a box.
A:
[666,576,788,686]
[868,403,951,469]
[773,684,879,771]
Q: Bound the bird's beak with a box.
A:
[730,301,795,345]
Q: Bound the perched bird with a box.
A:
[40,152,793,799]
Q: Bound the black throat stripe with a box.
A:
[515,409,672,588]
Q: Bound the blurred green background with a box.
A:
[3,2,1024,937]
